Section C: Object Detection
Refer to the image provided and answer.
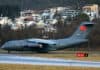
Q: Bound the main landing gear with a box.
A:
[8,50,11,53]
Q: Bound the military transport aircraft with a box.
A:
[1,22,94,53]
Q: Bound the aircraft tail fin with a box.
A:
[71,22,94,39]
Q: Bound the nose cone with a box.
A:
[1,44,7,49]
[1,42,10,50]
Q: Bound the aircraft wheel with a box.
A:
[8,50,11,53]
[36,51,48,53]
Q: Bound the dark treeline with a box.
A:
[0,5,20,18]
[0,0,99,10]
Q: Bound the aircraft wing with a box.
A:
[27,38,56,45]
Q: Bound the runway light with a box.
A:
[76,52,88,57]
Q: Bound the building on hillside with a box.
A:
[61,8,80,21]
[82,4,99,21]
